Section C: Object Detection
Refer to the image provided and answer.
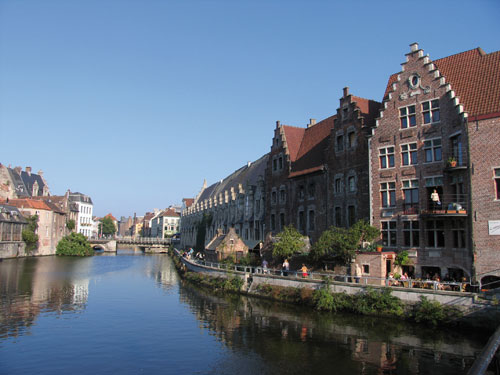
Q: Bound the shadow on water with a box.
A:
[177,278,486,375]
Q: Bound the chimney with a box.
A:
[25,167,31,176]
[38,170,43,177]
[307,119,317,128]
[343,87,349,97]
[276,120,281,128]
[410,42,419,52]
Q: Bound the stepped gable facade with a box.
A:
[181,154,268,249]
[371,43,500,284]
[326,88,381,230]
[266,90,380,242]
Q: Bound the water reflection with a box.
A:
[0,257,90,339]
[0,254,486,375]
[178,281,484,375]
[143,255,179,291]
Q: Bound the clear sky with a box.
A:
[1,0,499,218]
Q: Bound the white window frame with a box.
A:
[380,181,396,208]
[423,138,442,163]
[399,104,416,129]
[401,142,418,166]
[421,98,440,125]
[379,146,395,169]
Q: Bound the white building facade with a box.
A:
[68,192,94,237]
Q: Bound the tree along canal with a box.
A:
[0,248,488,374]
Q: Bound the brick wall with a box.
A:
[468,116,500,278]
[371,44,473,278]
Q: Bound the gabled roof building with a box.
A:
[181,154,268,250]
[370,43,500,286]
[266,89,380,242]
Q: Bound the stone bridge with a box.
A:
[89,237,171,253]
[89,239,117,252]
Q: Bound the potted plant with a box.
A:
[447,156,457,167]
[376,245,383,252]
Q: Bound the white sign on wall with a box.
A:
[488,221,500,235]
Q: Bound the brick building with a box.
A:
[265,89,379,242]
[4,198,67,255]
[181,155,268,250]
[371,43,500,286]
[326,88,380,230]
[205,227,249,263]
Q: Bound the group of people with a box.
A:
[182,247,204,261]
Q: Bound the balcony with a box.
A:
[444,162,468,173]
[421,194,468,217]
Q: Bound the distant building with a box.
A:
[118,216,133,237]
[151,208,179,239]
[181,155,268,250]
[140,212,156,237]
[0,164,50,200]
[4,198,66,255]
[68,192,94,237]
[0,204,27,242]
[205,227,248,263]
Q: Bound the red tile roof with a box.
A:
[161,208,180,217]
[290,116,336,175]
[384,47,500,118]
[183,198,194,208]
[105,213,117,222]
[281,125,305,162]
[0,198,52,211]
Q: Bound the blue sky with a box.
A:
[1,0,499,218]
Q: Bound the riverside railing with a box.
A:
[117,237,171,244]
[177,252,475,293]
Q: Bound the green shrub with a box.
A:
[22,229,39,254]
[66,219,76,231]
[56,232,93,256]
[352,287,404,316]
[315,290,351,312]
[22,214,39,255]
[412,296,462,327]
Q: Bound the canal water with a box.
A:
[0,249,487,374]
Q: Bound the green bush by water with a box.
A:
[56,232,93,256]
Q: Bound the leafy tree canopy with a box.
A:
[22,214,39,254]
[56,232,93,256]
[395,250,411,267]
[99,217,116,236]
[351,220,380,244]
[66,219,76,231]
[272,225,306,260]
[311,220,380,266]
